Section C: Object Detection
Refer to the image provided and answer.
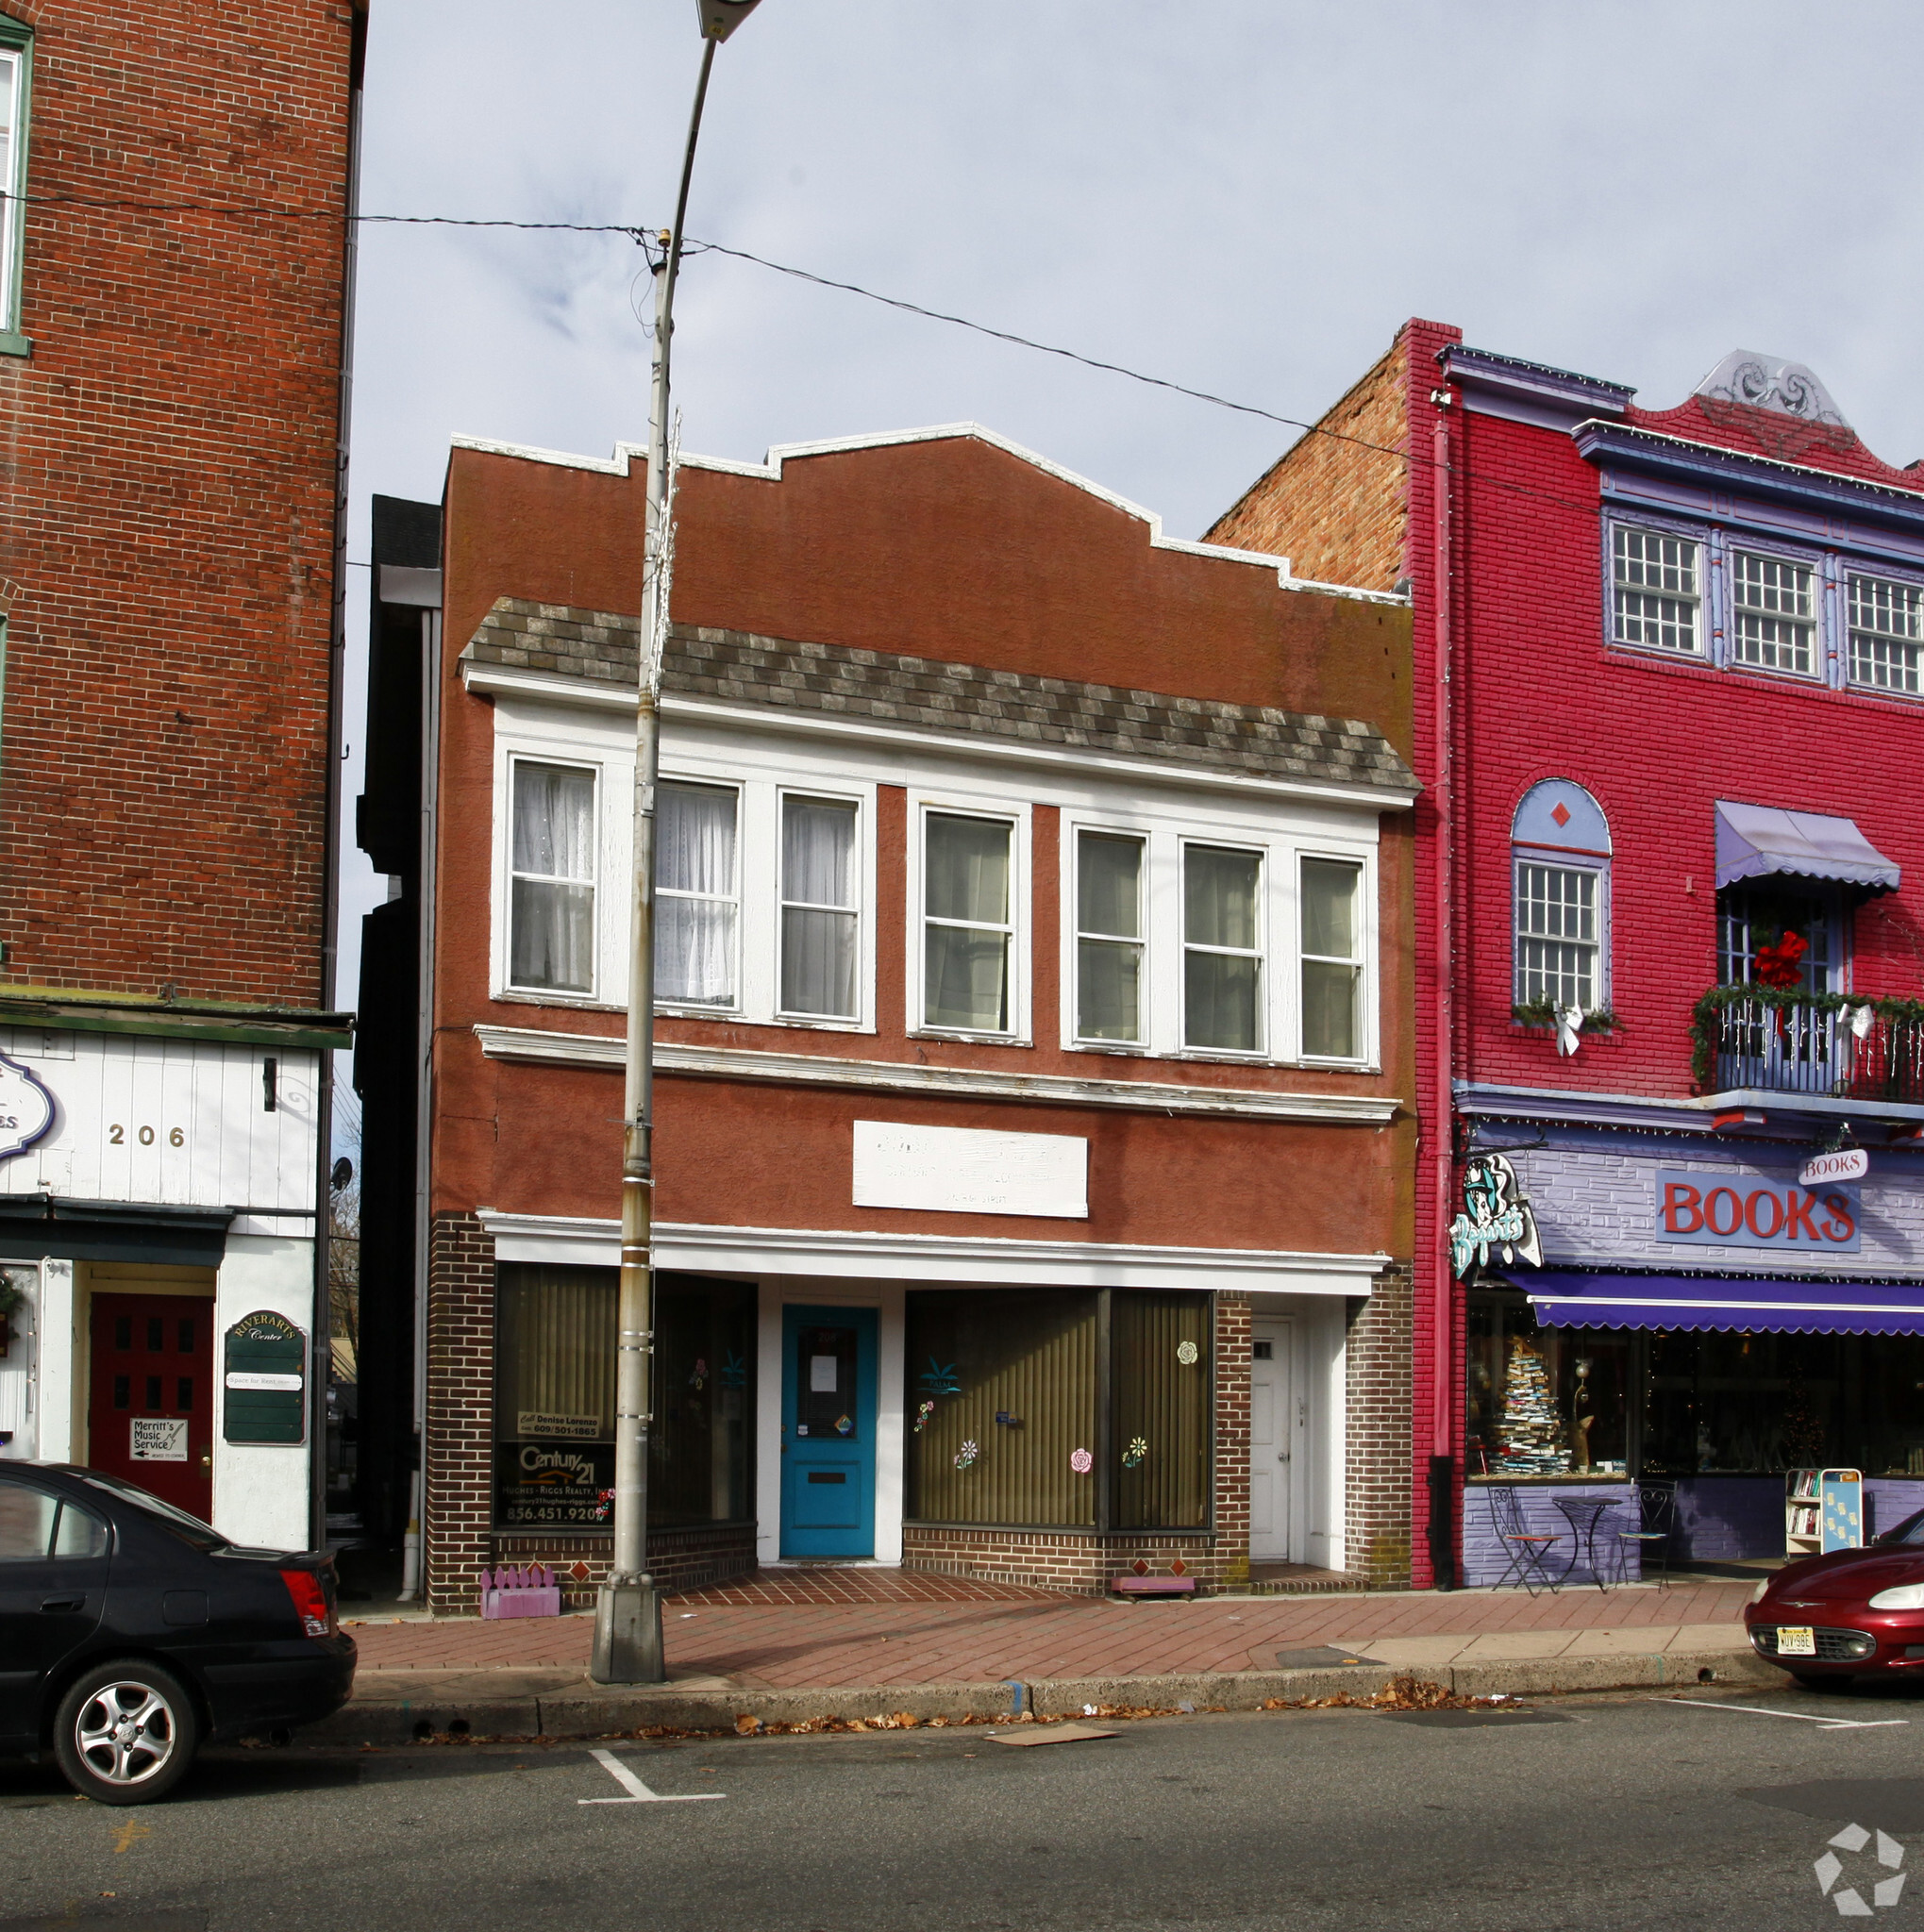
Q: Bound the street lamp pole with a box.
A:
[593,0,764,1687]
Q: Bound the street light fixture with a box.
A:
[592,0,767,1687]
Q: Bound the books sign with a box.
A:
[1799,1147,1869,1188]
[1657,1170,1860,1252]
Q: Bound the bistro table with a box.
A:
[1553,1495,1614,1591]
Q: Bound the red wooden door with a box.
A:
[89,1293,214,1520]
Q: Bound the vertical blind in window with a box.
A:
[1183,845,1263,1051]
[1612,526,1699,654]
[1849,574,1924,694]
[1076,831,1145,1042]
[657,782,738,1006]
[906,1291,1098,1525]
[1299,858,1363,1058]
[924,813,1012,1031]
[1731,552,1815,675]
[1514,863,1598,1008]
[780,796,859,1018]
[510,762,595,994]
[1112,1292,1211,1530]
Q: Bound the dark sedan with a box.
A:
[1746,1507,1924,1685]
[0,1460,356,1804]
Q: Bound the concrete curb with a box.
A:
[301,1646,1782,1744]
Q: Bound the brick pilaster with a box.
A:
[1347,1261,1414,1585]
[423,1210,494,1615]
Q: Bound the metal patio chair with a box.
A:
[1487,1484,1564,1595]
[1614,1479,1677,1588]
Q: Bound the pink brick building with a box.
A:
[1213,326,1924,1585]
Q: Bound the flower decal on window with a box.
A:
[1176,1341,1198,1366]
[1123,1436,1148,1469]
[1069,1447,1093,1474]
[913,1399,935,1434]
[954,1440,979,1471]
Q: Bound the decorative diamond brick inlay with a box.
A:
[1551,802,1571,826]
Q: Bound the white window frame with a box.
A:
[1179,836,1268,1059]
[1068,824,1150,1051]
[652,776,745,1016]
[1296,850,1370,1067]
[1847,568,1924,699]
[1729,545,1821,680]
[1512,849,1610,1013]
[909,796,1029,1042]
[1610,523,1703,658]
[775,786,865,1025]
[502,753,602,1003]
[0,27,30,346]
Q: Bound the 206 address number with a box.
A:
[108,1124,186,1147]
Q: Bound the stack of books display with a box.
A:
[1493,1336,1569,1475]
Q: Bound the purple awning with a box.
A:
[1520,1269,1924,1336]
[1715,800,1899,894]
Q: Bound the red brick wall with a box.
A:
[1346,1263,1413,1584]
[0,0,357,1003]
[423,1210,494,1615]
[494,1526,754,1607]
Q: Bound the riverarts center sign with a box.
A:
[1657,1169,1862,1253]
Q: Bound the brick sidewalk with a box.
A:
[344,1572,1758,1690]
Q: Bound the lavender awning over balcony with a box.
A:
[1715,801,1899,894]
[1521,1269,1924,1336]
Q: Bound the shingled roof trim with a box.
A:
[460,599,1417,795]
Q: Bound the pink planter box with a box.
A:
[478,1564,561,1620]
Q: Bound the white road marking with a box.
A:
[578,1748,729,1804]
[1660,1698,1909,1731]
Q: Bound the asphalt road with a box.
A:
[8,1679,1924,1931]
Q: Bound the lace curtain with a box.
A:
[1182,845,1261,1051]
[510,763,595,993]
[656,783,738,1005]
[925,813,1011,1031]
[781,797,859,1018]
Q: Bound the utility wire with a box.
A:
[5,189,1626,521]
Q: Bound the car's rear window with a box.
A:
[1882,1508,1924,1545]
[80,1471,229,1551]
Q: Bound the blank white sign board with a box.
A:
[852,1121,1089,1219]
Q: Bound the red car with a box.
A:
[1747,1509,1924,1686]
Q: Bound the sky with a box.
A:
[334,0,1924,1044]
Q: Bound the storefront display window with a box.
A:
[1466,1289,1630,1477]
[906,1288,1213,1529]
[494,1265,752,1530]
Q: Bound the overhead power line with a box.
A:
[6,190,1617,522]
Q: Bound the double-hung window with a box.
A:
[924,812,1013,1033]
[509,761,596,995]
[1514,861,1598,1010]
[1074,831,1145,1044]
[0,21,27,344]
[1849,573,1924,695]
[1612,526,1700,655]
[1731,551,1816,675]
[1182,844,1263,1053]
[1299,858,1364,1059]
[656,781,739,1008]
[779,794,859,1020]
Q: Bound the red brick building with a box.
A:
[360,425,1421,1608]
[1213,326,1924,1584]
[0,1,361,1549]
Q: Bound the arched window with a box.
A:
[1512,780,1611,1013]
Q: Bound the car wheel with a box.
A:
[52,1661,201,1805]
[1791,1672,1852,1691]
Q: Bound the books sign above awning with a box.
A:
[1715,800,1899,894]
[1518,1269,1924,1337]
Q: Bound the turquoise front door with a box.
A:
[780,1306,877,1558]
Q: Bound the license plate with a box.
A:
[1777,1626,1817,1657]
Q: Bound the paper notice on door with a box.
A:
[811,1355,838,1392]
[226,1372,303,1392]
[131,1417,189,1461]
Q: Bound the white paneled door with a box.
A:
[1248,1319,1300,1563]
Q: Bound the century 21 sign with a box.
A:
[1656,1169,1860,1253]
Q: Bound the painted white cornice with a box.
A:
[447,422,1408,608]
[460,663,1414,813]
[475,1207,1388,1294]
[473,1024,1399,1124]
